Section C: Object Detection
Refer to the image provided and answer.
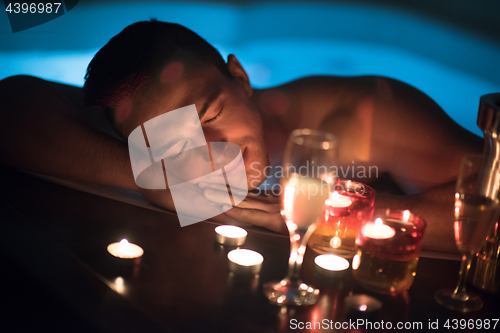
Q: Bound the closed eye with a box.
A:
[204,108,223,124]
[172,141,187,159]
[163,140,187,160]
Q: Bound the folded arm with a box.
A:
[0,75,137,190]
[0,75,279,231]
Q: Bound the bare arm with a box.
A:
[375,181,458,253]
[0,75,273,231]
[0,75,137,190]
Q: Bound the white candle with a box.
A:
[227,249,264,274]
[215,225,247,246]
[107,239,144,259]
[361,218,395,240]
[314,254,350,271]
[326,191,352,208]
[326,191,353,216]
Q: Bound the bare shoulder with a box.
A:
[0,75,119,139]
[0,75,83,110]
[258,75,379,129]
[277,75,437,104]
[275,75,376,98]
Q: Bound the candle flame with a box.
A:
[374,218,384,228]
[119,239,129,256]
[332,191,339,201]
[403,210,411,222]
[359,304,368,312]
[283,176,298,221]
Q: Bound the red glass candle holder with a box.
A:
[352,209,426,294]
[308,179,375,258]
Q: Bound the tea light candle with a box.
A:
[227,249,264,274]
[315,254,350,272]
[329,191,352,207]
[215,225,247,246]
[326,191,352,216]
[107,239,144,259]
[361,218,395,240]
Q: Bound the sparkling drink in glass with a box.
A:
[263,129,338,306]
[435,155,500,312]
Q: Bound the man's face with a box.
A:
[119,62,269,190]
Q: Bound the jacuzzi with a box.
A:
[1,1,499,137]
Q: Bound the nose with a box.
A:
[209,142,241,170]
[202,126,228,144]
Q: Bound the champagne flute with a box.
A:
[263,129,338,305]
[435,155,500,312]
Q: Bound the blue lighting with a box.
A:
[1,2,498,137]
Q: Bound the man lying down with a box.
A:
[0,20,482,254]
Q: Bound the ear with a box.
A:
[227,54,252,97]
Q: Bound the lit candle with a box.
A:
[215,225,247,247]
[361,218,395,240]
[326,191,352,216]
[314,254,350,272]
[328,191,352,207]
[402,209,411,222]
[227,249,264,274]
[107,239,144,259]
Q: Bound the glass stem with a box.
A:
[287,232,301,280]
[452,253,473,301]
[286,223,318,281]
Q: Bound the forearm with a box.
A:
[375,180,458,254]
[0,75,138,190]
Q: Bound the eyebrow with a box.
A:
[198,88,223,121]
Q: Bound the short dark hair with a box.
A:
[82,19,230,109]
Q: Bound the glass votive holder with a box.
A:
[352,209,426,294]
[308,179,376,258]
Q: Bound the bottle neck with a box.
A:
[478,131,500,199]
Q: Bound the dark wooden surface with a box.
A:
[0,165,498,333]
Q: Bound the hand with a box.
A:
[137,167,226,225]
[199,182,287,234]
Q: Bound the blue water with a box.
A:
[1,2,499,137]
